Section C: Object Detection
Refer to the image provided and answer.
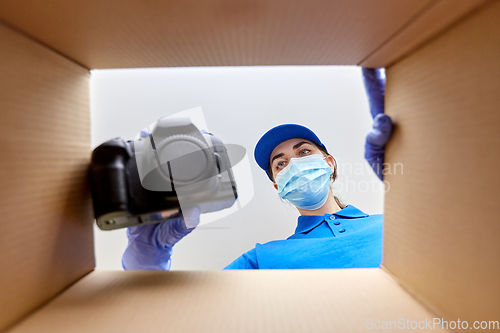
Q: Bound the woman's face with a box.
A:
[269,138,335,188]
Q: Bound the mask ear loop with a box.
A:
[322,155,337,189]
[331,156,337,173]
[321,154,336,172]
[329,156,338,191]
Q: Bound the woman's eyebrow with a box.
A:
[271,153,284,165]
[292,141,311,150]
[270,142,311,165]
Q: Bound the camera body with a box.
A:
[90,117,237,230]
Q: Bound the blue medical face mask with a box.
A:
[275,154,333,210]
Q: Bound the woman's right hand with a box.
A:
[121,207,200,270]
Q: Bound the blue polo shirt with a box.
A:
[223,205,383,269]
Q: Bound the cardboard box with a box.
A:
[0,0,498,331]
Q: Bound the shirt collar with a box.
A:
[294,204,369,234]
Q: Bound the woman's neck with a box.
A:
[297,191,342,216]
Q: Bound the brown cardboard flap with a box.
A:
[360,0,488,67]
[7,269,449,333]
[0,0,434,69]
[0,23,94,332]
[384,1,500,323]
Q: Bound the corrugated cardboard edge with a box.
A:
[0,0,431,68]
[7,269,450,333]
[0,22,95,332]
[382,0,500,324]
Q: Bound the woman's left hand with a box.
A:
[361,67,394,181]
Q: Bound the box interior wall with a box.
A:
[0,1,498,331]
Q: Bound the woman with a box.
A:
[122,68,392,270]
[223,124,385,269]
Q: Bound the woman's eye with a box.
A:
[300,149,311,155]
[276,161,286,169]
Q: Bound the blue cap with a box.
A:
[254,124,327,180]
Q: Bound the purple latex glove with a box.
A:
[122,207,200,270]
[362,68,394,181]
[362,68,386,118]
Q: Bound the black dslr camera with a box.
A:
[90,116,238,230]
